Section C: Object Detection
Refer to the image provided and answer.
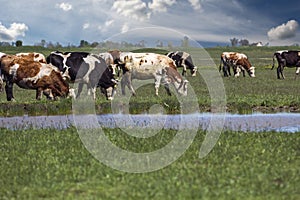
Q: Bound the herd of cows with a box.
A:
[0,49,299,101]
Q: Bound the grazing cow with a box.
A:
[219,52,255,77]
[272,50,300,79]
[16,52,46,63]
[46,51,117,100]
[99,52,119,76]
[0,52,6,92]
[166,51,197,76]
[0,54,69,101]
[118,52,188,96]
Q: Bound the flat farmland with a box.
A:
[0,46,299,200]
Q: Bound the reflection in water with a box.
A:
[0,113,300,133]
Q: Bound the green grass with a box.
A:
[0,128,299,199]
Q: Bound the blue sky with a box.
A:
[0,0,299,47]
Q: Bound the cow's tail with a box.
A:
[271,53,276,70]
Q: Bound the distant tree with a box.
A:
[156,40,163,47]
[230,38,239,47]
[46,41,54,48]
[138,40,146,47]
[239,39,249,46]
[16,40,23,47]
[79,40,89,47]
[41,39,46,47]
[91,42,99,47]
[168,41,173,48]
[55,42,62,48]
[181,36,189,47]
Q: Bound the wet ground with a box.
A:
[1,112,300,133]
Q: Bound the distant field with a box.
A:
[0,46,300,115]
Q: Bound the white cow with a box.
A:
[118,52,188,96]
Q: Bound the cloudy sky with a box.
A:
[0,0,299,47]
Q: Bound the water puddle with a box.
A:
[0,113,300,133]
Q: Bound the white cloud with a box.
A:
[105,20,114,27]
[148,0,176,13]
[83,23,90,30]
[267,20,299,41]
[121,23,130,33]
[56,2,73,11]
[188,0,201,10]
[0,22,28,41]
[112,0,150,21]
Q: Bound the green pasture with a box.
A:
[0,46,299,199]
[0,127,299,199]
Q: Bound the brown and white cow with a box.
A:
[118,52,188,96]
[16,52,46,63]
[0,52,6,92]
[219,52,255,77]
[0,55,69,101]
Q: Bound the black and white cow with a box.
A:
[272,50,300,79]
[166,51,197,76]
[46,51,117,100]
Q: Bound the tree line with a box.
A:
[0,36,191,48]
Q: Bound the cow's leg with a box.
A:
[36,88,43,100]
[120,77,126,95]
[241,67,246,77]
[277,66,285,79]
[222,65,228,77]
[182,62,187,76]
[5,81,15,101]
[154,76,163,96]
[295,61,300,79]
[76,83,84,98]
[126,79,136,96]
[163,83,172,96]
[121,72,135,96]
[234,66,241,77]
[91,87,97,100]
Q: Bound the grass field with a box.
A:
[0,127,299,199]
[0,46,300,199]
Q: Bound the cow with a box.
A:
[16,52,46,63]
[0,52,6,92]
[272,50,300,79]
[166,51,197,76]
[46,51,117,100]
[117,52,188,96]
[219,52,255,77]
[99,52,119,76]
[0,54,69,101]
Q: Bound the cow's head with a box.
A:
[248,66,255,77]
[191,66,197,77]
[165,67,188,96]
